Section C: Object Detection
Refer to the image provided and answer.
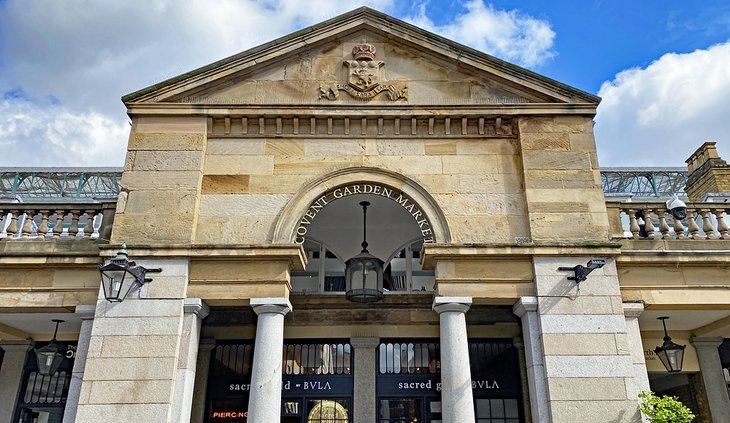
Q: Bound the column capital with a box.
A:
[184,298,210,319]
[251,297,292,316]
[513,296,538,317]
[622,301,645,318]
[0,339,34,352]
[199,338,217,352]
[351,336,380,348]
[433,296,471,314]
[74,304,96,320]
[512,337,524,349]
[690,337,723,349]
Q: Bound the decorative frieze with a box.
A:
[208,115,515,138]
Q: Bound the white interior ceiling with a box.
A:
[306,193,424,262]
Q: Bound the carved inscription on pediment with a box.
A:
[319,43,407,101]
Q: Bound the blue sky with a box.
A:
[1,0,729,167]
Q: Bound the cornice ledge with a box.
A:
[99,243,306,271]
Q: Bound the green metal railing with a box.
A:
[0,168,122,200]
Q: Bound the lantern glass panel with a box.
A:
[100,264,143,302]
[35,342,64,375]
[655,341,685,373]
[345,253,384,303]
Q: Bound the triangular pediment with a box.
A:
[123,8,598,107]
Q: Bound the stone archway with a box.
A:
[272,167,451,245]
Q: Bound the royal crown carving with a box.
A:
[352,43,377,61]
[319,42,408,101]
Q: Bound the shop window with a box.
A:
[378,342,439,374]
[283,343,351,375]
[23,372,69,404]
[475,398,520,423]
[379,398,422,422]
[306,399,349,422]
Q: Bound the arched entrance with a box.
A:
[283,177,447,295]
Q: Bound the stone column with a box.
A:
[171,299,210,423]
[247,298,292,423]
[0,340,33,423]
[352,336,379,423]
[190,338,216,423]
[622,303,650,401]
[690,337,730,422]
[513,296,549,423]
[433,296,474,423]
[512,337,532,423]
[62,305,96,423]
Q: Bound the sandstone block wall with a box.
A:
[113,117,207,244]
[519,116,609,242]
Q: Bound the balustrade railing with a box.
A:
[0,200,116,241]
[607,201,729,240]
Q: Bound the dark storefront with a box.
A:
[376,339,522,423]
[205,338,522,423]
[13,342,76,423]
[206,341,353,423]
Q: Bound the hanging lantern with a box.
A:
[654,316,686,373]
[345,201,384,303]
[35,319,65,375]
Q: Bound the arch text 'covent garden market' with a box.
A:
[1,7,730,423]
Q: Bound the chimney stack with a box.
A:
[685,142,730,201]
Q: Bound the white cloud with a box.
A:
[405,0,555,67]
[0,0,557,167]
[595,42,730,167]
[0,0,393,167]
[0,98,129,167]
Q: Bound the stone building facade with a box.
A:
[1,8,730,423]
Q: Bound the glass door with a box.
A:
[282,398,351,423]
[380,398,423,423]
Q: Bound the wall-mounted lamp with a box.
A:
[558,259,606,283]
[35,319,65,375]
[345,201,384,303]
[654,316,685,373]
[99,244,161,302]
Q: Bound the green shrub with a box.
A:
[639,390,695,423]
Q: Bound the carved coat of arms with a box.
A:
[319,43,407,101]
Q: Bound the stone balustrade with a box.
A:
[0,200,116,241]
[607,201,730,240]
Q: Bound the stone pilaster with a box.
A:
[0,340,33,423]
[531,257,641,423]
[247,298,292,423]
[512,337,533,423]
[190,338,216,423]
[75,258,190,423]
[622,303,650,399]
[513,297,549,423]
[171,299,210,423]
[62,305,96,423]
[690,337,730,422]
[433,296,475,423]
[351,336,379,423]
